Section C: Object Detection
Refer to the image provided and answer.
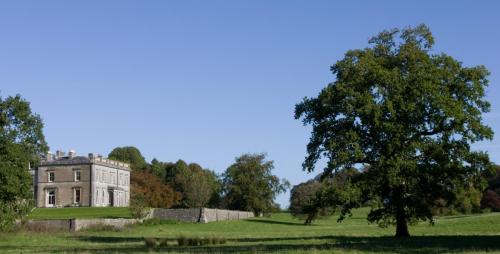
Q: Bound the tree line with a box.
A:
[108,146,289,216]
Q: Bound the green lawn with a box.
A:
[27,207,132,220]
[1,208,500,253]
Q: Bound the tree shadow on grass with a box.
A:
[55,235,500,254]
[244,219,307,226]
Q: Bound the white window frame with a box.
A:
[74,188,81,204]
[46,189,56,207]
[48,171,55,182]
[74,170,81,182]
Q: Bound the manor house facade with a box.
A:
[35,150,130,208]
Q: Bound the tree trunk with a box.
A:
[395,214,410,237]
[395,201,410,237]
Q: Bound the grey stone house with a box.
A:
[35,150,130,208]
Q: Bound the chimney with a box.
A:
[56,150,65,158]
[88,153,94,159]
[46,151,53,161]
[68,149,76,158]
[97,154,103,159]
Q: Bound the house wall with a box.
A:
[91,164,130,207]
[36,165,91,207]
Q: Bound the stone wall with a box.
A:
[151,208,254,223]
[151,208,203,222]
[21,218,140,232]
[23,219,72,231]
[71,218,140,231]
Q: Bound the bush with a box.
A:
[158,238,169,247]
[177,236,188,246]
[176,236,226,246]
[481,190,500,212]
[144,238,157,248]
[129,193,150,219]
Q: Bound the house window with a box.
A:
[48,172,55,182]
[74,171,81,181]
[74,188,81,204]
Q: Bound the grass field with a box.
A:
[27,207,132,220]
[1,208,500,253]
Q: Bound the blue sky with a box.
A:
[1,1,499,207]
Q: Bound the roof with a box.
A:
[39,156,91,166]
[39,156,130,171]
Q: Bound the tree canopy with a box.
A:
[295,24,493,237]
[222,153,289,215]
[0,95,48,231]
[108,146,148,170]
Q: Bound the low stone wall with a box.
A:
[151,208,202,222]
[21,208,253,231]
[23,219,72,231]
[21,218,140,232]
[152,208,254,223]
[71,218,140,231]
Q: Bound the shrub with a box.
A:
[129,193,150,219]
[177,236,188,246]
[176,236,226,246]
[158,238,169,247]
[481,190,500,212]
[144,237,157,248]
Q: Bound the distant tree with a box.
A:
[481,164,500,211]
[222,153,290,215]
[0,95,48,231]
[295,25,493,237]
[150,158,167,179]
[108,146,148,170]
[290,168,360,225]
[289,180,325,224]
[481,190,500,212]
[131,170,181,208]
[172,162,221,208]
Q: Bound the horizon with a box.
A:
[1,1,499,208]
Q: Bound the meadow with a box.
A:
[1,208,500,253]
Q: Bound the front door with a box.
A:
[46,190,56,207]
[108,190,114,207]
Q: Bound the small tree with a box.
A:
[295,25,493,237]
[222,153,289,215]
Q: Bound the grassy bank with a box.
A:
[1,208,499,253]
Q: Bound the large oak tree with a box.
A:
[295,25,493,237]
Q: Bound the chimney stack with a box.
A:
[88,153,94,159]
[56,150,65,158]
[68,149,76,158]
[46,151,53,161]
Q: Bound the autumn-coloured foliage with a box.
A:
[131,170,181,208]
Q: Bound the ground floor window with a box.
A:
[74,188,81,204]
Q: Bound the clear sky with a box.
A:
[1,1,499,207]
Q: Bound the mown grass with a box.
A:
[27,207,132,220]
[1,208,499,253]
